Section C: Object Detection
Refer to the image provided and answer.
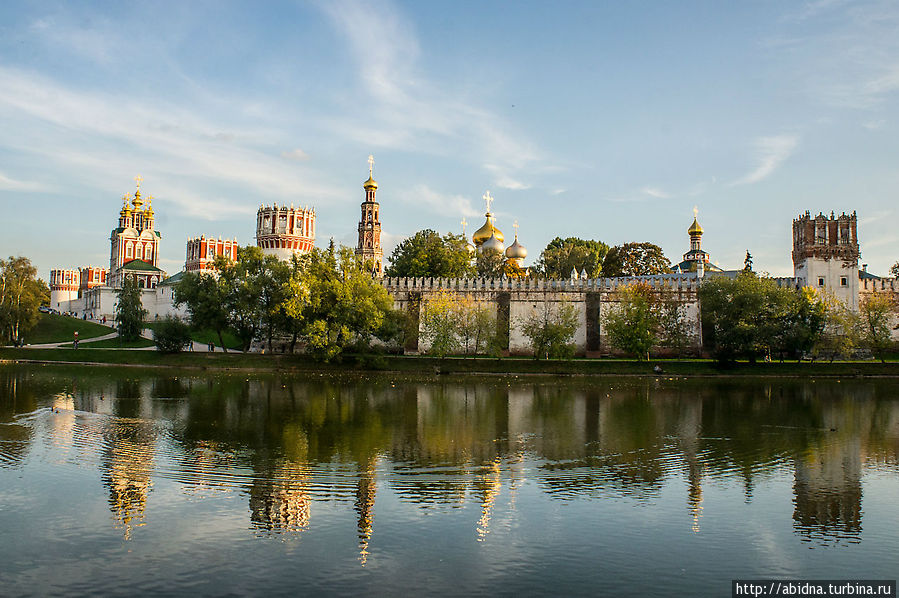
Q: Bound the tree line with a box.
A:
[384,230,672,279]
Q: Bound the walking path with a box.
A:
[9,315,226,352]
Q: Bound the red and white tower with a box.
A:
[185,236,240,272]
[109,175,165,289]
[355,154,383,276]
[255,204,315,261]
[49,269,80,310]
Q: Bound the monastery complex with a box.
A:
[49,161,899,355]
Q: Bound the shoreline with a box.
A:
[3,348,899,378]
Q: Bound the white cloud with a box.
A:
[0,172,52,192]
[862,119,886,130]
[281,148,310,161]
[642,187,671,199]
[730,135,799,186]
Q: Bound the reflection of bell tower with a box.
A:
[475,458,502,541]
[101,421,157,540]
[355,455,378,565]
[356,155,383,277]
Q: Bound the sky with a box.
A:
[1,0,898,279]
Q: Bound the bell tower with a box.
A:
[356,154,383,276]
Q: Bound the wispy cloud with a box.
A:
[318,0,540,183]
[730,135,799,186]
[0,172,53,192]
[395,184,481,222]
[862,119,886,130]
[642,187,671,199]
[0,66,342,212]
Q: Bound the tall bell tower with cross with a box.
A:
[356,154,384,276]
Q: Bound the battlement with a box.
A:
[792,210,859,267]
[380,273,705,294]
[256,204,315,259]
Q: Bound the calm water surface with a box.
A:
[1,365,898,596]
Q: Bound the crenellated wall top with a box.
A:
[379,274,708,293]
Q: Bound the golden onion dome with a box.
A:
[120,195,132,215]
[132,190,144,210]
[363,175,378,190]
[480,231,505,254]
[505,236,527,260]
[688,217,703,236]
[472,214,504,246]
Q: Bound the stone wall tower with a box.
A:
[255,204,315,261]
[792,211,860,310]
[356,155,383,276]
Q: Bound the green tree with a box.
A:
[115,277,148,341]
[456,296,495,355]
[658,292,694,357]
[859,293,895,363]
[476,249,506,278]
[299,245,396,360]
[537,237,609,279]
[153,316,193,353]
[603,282,659,360]
[0,256,48,345]
[700,273,825,363]
[812,294,861,362]
[743,251,753,272]
[385,230,475,278]
[603,242,671,277]
[217,246,289,352]
[173,269,231,352]
[891,262,899,278]
[520,298,579,359]
[419,289,460,357]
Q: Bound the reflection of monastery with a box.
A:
[50,161,898,354]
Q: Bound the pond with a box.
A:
[1,365,898,596]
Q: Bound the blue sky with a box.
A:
[1,0,897,279]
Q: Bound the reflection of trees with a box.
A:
[0,369,36,467]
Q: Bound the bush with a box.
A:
[153,317,193,353]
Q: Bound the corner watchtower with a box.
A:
[792,211,860,309]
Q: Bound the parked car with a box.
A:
[38,306,51,314]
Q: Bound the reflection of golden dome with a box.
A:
[472,214,504,246]
[505,235,526,260]
[688,217,703,236]
[363,175,378,190]
[480,231,505,254]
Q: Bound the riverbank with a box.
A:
[3,347,899,377]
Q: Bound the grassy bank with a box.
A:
[23,314,111,344]
[4,347,899,377]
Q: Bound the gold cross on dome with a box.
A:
[461,217,468,234]
[134,174,143,190]
[483,190,494,213]
[368,154,374,176]
[693,205,699,219]
[513,220,519,234]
